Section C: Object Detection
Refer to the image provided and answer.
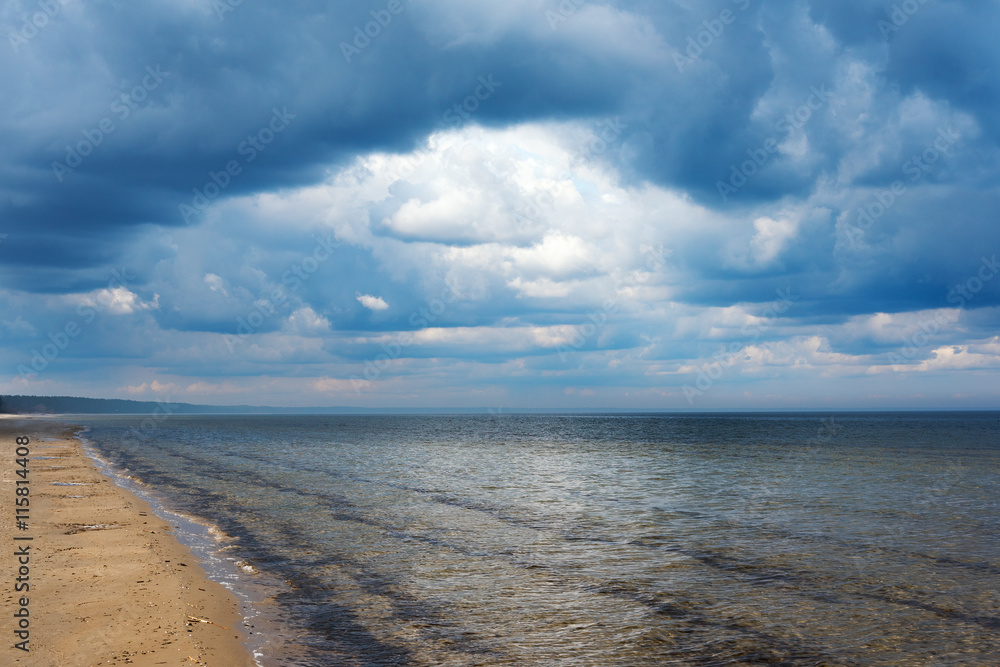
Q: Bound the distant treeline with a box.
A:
[0,395,345,415]
[0,395,251,414]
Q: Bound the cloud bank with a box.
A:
[1,0,998,408]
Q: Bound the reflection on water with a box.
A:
[73,412,1000,666]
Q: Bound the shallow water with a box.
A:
[69,412,1000,666]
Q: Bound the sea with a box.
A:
[60,412,999,666]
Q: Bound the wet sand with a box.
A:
[1,416,256,666]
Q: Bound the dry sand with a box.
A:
[1,416,256,666]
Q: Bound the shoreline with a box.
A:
[1,416,257,666]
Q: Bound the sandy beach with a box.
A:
[1,416,256,666]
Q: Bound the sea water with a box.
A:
[66,412,999,666]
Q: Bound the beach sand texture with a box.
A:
[1,417,256,666]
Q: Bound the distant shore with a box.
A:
[1,416,255,666]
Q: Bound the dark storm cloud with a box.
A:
[0,0,643,280]
[3,0,995,254]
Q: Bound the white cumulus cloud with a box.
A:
[357,294,390,311]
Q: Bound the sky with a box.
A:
[1,0,998,410]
